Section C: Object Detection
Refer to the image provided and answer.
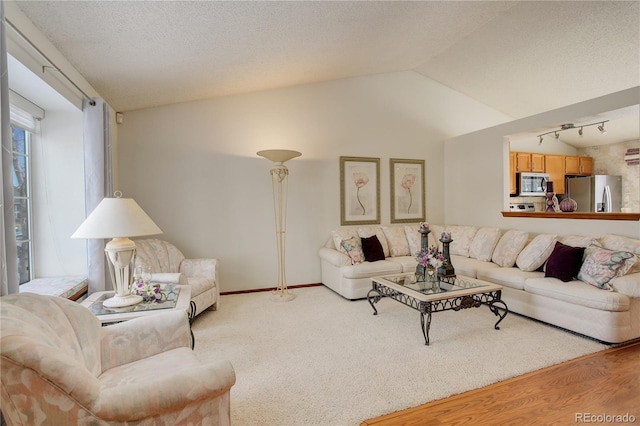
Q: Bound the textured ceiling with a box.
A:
[11,0,640,144]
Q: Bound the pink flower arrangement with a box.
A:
[416,245,445,269]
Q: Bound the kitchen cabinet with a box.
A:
[515,152,545,172]
[509,152,517,194]
[565,156,593,175]
[545,154,565,194]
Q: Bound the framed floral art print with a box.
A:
[340,156,380,225]
[390,158,425,223]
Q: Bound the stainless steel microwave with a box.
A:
[517,172,550,196]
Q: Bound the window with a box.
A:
[12,125,33,284]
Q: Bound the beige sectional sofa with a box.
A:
[318,224,640,344]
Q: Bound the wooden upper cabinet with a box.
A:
[565,156,593,175]
[509,152,517,194]
[545,155,565,194]
[514,152,545,172]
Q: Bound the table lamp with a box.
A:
[72,192,162,307]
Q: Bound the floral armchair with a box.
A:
[0,293,235,425]
[134,238,219,316]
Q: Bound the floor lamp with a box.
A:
[72,192,163,308]
[257,149,301,301]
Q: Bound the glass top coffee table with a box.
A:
[369,273,508,345]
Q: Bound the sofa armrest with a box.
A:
[319,247,351,267]
[151,272,188,285]
[100,310,191,372]
[610,272,640,298]
[180,258,218,282]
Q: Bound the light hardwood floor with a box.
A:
[362,341,640,425]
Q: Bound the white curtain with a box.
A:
[83,98,113,293]
[1,0,19,296]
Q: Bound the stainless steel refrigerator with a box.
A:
[566,175,622,213]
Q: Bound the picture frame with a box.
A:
[340,156,380,225]
[390,158,425,223]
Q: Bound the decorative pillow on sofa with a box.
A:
[577,245,636,290]
[405,226,421,257]
[361,235,386,262]
[357,227,390,258]
[332,228,359,254]
[516,234,557,272]
[599,234,640,275]
[429,225,445,250]
[491,230,529,267]
[469,227,501,262]
[447,225,478,257]
[558,235,600,249]
[545,241,585,282]
[340,237,365,265]
[382,226,411,257]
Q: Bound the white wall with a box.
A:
[117,71,510,292]
[31,109,86,277]
[445,87,640,238]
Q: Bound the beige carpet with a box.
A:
[191,286,607,425]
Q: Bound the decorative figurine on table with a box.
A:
[437,232,456,278]
[545,181,560,212]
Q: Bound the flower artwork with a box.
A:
[340,157,380,225]
[353,172,370,215]
[401,174,416,213]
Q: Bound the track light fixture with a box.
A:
[537,120,609,144]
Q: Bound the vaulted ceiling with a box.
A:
[10,0,640,145]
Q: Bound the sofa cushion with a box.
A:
[516,234,557,272]
[599,234,640,275]
[382,226,411,257]
[609,273,640,298]
[341,260,402,279]
[451,255,500,279]
[340,236,365,265]
[558,235,600,248]
[447,225,478,257]
[358,226,390,258]
[332,229,359,254]
[544,242,585,282]
[477,267,543,291]
[361,235,385,262]
[524,277,630,312]
[404,226,421,256]
[469,227,501,262]
[387,256,419,273]
[492,230,529,267]
[578,245,637,290]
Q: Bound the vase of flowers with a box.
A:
[416,245,445,285]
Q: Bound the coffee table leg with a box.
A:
[420,303,432,345]
[489,299,508,330]
[367,288,383,315]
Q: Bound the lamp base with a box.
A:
[271,288,295,302]
[103,293,143,308]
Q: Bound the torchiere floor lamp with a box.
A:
[257,149,301,301]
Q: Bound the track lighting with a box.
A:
[598,123,607,134]
[536,120,609,144]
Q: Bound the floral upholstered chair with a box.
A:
[0,293,235,425]
[134,238,219,316]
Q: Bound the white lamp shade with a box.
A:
[257,149,301,164]
[72,197,162,239]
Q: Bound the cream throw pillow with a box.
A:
[447,225,478,257]
[516,234,558,272]
[405,226,421,257]
[469,227,501,262]
[492,230,529,267]
[382,226,411,257]
[332,228,359,254]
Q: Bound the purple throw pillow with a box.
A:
[545,241,585,282]
[361,235,385,262]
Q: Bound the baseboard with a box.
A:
[220,283,323,296]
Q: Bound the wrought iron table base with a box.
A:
[367,284,509,345]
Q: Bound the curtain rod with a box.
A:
[6,17,96,106]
